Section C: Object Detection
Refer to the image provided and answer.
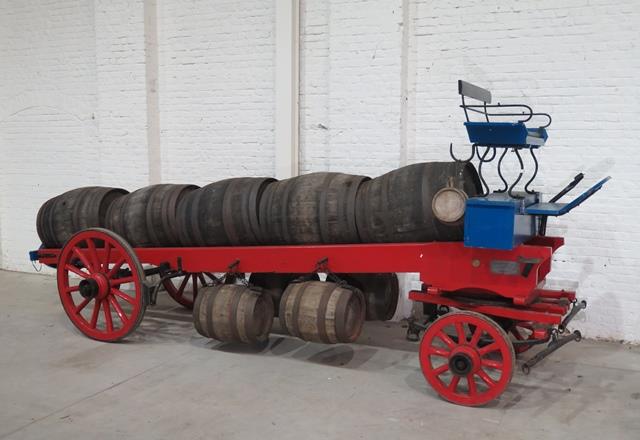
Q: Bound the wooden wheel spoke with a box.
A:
[73,248,94,272]
[103,300,114,332]
[65,285,80,294]
[481,358,503,370]
[112,288,136,305]
[448,375,460,392]
[75,297,91,314]
[479,341,500,356]
[192,274,198,297]
[177,276,190,295]
[476,369,496,386]
[107,257,126,279]
[469,326,483,347]
[426,346,450,357]
[65,264,89,279]
[455,322,466,344]
[102,243,112,272]
[85,239,101,273]
[437,331,457,349]
[109,295,128,324]
[110,276,134,285]
[432,363,450,376]
[467,374,478,396]
[90,299,101,329]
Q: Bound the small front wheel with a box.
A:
[56,228,147,342]
[419,311,515,406]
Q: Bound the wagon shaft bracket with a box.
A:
[227,259,240,273]
[405,318,428,342]
[315,257,329,273]
[522,330,582,374]
[559,300,587,333]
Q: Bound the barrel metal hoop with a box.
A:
[279,180,295,244]
[316,287,333,344]
[289,282,310,339]
[229,286,245,343]
[317,173,334,243]
[334,287,353,342]
[204,286,219,340]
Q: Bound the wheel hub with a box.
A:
[448,345,481,376]
[79,274,110,299]
[449,353,473,375]
[79,278,98,299]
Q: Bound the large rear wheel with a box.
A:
[56,228,147,341]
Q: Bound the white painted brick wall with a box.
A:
[0,0,100,273]
[300,0,404,176]
[158,0,276,184]
[1,0,638,341]
[0,0,276,272]
[94,0,149,188]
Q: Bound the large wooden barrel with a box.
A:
[223,177,276,245]
[248,273,319,317]
[105,184,197,247]
[193,284,274,344]
[355,162,481,243]
[145,184,198,246]
[259,173,368,244]
[177,177,275,246]
[279,281,365,343]
[37,187,128,248]
[336,273,399,321]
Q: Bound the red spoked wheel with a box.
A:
[419,311,515,406]
[57,228,147,342]
[162,272,218,309]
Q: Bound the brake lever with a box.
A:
[539,173,585,235]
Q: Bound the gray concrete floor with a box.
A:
[0,270,639,440]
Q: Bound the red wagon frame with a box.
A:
[35,227,583,406]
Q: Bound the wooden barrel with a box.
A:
[146,184,198,246]
[279,281,365,343]
[259,173,368,244]
[105,184,197,247]
[37,187,128,248]
[248,273,319,317]
[336,273,399,321]
[223,177,276,245]
[177,177,275,246]
[355,162,481,243]
[193,284,274,344]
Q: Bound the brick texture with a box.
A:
[158,0,276,184]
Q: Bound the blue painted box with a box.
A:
[464,193,539,250]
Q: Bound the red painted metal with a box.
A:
[509,322,539,354]
[40,237,563,306]
[419,311,515,406]
[408,290,569,325]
